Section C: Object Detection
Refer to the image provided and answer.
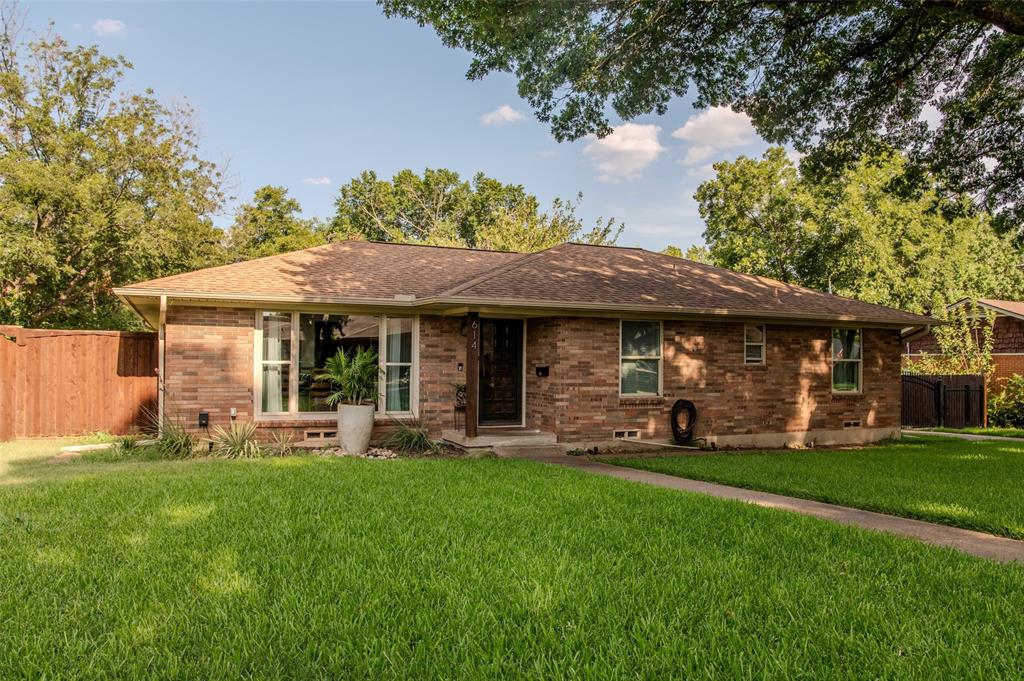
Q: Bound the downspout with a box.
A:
[158,295,167,436]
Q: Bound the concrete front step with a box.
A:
[441,428,557,450]
[492,444,568,459]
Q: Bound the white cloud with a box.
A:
[92,18,128,37]
[583,123,664,182]
[672,106,757,165]
[302,176,332,187]
[481,104,525,126]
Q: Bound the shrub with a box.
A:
[211,422,263,459]
[266,430,294,457]
[990,375,1024,428]
[113,435,140,457]
[381,420,441,454]
[138,404,197,459]
[156,418,198,459]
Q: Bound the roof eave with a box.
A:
[113,288,937,328]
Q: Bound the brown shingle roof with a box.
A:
[443,243,933,325]
[125,241,523,300]
[117,240,935,325]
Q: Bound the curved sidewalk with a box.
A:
[541,454,1024,564]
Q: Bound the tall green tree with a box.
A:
[328,168,621,251]
[0,17,225,329]
[382,0,1024,232]
[225,186,323,262]
[696,148,1024,314]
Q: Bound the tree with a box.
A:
[328,168,622,251]
[382,0,1024,232]
[660,245,712,264]
[696,148,1024,314]
[695,148,820,285]
[0,14,225,329]
[906,302,996,378]
[225,186,323,262]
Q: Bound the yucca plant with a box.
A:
[315,346,379,406]
[381,419,442,454]
[211,421,263,459]
[157,417,197,459]
[140,403,197,459]
[267,430,295,457]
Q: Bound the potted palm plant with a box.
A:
[316,346,379,455]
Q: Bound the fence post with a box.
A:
[936,379,944,428]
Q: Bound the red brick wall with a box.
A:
[993,355,1024,393]
[164,306,255,430]
[418,315,466,435]
[525,318,901,442]
[525,318,559,434]
[164,306,901,444]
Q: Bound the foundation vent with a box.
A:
[304,430,338,441]
[843,420,861,429]
[613,429,641,440]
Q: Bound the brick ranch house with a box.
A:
[905,298,1024,394]
[114,240,935,449]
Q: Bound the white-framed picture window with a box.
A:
[744,324,766,364]
[255,311,418,419]
[831,328,862,393]
[620,320,662,396]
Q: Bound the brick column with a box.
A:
[465,312,480,438]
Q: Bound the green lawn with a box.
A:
[927,426,1024,439]
[3,439,1024,678]
[608,436,1024,540]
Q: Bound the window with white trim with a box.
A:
[744,324,766,364]
[383,317,413,412]
[257,312,416,417]
[831,328,862,392]
[260,312,292,413]
[620,320,661,396]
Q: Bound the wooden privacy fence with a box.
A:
[0,326,157,441]
[901,373,985,429]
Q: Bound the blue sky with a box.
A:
[24,1,779,251]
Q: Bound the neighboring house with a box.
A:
[905,298,1024,392]
[114,240,934,448]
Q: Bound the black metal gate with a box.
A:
[901,374,984,429]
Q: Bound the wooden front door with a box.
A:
[479,319,523,425]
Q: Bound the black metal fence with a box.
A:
[901,373,985,429]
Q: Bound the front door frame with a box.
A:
[478,317,526,429]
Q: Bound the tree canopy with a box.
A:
[0,16,224,329]
[328,168,622,251]
[225,186,323,262]
[382,0,1024,232]
[694,147,1024,315]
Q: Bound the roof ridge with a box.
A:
[436,243,567,298]
[363,240,523,254]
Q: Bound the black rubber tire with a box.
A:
[671,399,698,444]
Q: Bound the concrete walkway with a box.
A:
[535,454,1024,564]
[907,430,1024,442]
